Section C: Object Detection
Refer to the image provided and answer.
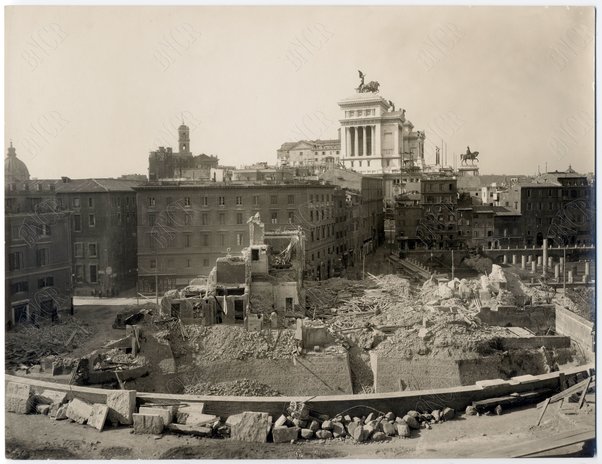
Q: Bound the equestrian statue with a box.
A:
[461,146,479,165]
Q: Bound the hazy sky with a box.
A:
[5,6,595,179]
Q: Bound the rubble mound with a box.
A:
[183,325,297,362]
[184,379,282,397]
[6,316,91,369]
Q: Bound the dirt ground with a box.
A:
[5,397,594,459]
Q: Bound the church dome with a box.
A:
[4,143,30,183]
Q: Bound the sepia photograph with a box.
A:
[3,4,596,460]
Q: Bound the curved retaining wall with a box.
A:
[7,364,593,420]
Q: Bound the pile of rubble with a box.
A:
[181,325,297,362]
[184,379,282,397]
[6,317,91,369]
[305,278,371,315]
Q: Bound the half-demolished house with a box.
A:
[160,213,305,328]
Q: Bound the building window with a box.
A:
[271,211,278,224]
[148,197,156,207]
[184,234,191,248]
[72,198,80,208]
[36,248,49,266]
[88,197,94,207]
[38,277,54,288]
[237,233,244,246]
[89,214,96,227]
[236,196,242,205]
[202,234,209,246]
[11,281,29,293]
[288,211,295,223]
[270,195,278,205]
[73,215,82,232]
[203,258,209,267]
[8,252,22,271]
[186,259,191,268]
[287,194,295,205]
[201,213,208,225]
[150,259,156,269]
[184,197,191,207]
[148,213,156,226]
[219,233,225,246]
[236,213,243,224]
[88,243,97,257]
[184,214,192,225]
[202,196,208,206]
[219,213,225,225]
[310,194,313,204]
[74,242,84,257]
[75,265,85,282]
[218,196,225,206]
[253,195,259,205]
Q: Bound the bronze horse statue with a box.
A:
[461,146,479,165]
[357,70,380,93]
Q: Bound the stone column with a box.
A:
[362,126,367,158]
[537,256,542,267]
[503,255,508,265]
[345,127,351,157]
[527,255,532,263]
[554,264,560,280]
[559,256,564,270]
[582,274,587,283]
[542,239,548,275]
[353,127,359,157]
[512,255,517,265]
[372,125,376,156]
[585,261,590,279]
[521,255,526,270]
[568,270,574,284]
[548,256,553,268]
[374,124,381,156]
[531,261,536,273]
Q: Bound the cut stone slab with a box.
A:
[382,421,397,436]
[442,407,455,421]
[176,404,212,425]
[315,430,332,440]
[403,415,420,430]
[226,411,270,443]
[166,423,212,437]
[396,422,411,438]
[133,413,164,434]
[351,425,369,442]
[88,404,109,431]
[476,378,508,389]
[36,390,68,406]
[140,406,173,425]
[54,404,68,420]
[36,404,50,415]
[274,414,287,427]
[6,382,35,414]
[67,398,94,424]
[272,426,300,443]
[300,428,314,439]
[106,390,136,425]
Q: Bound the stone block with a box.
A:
[226,411,270,443]
[176,405,215,426]
[140,406,173,425]
[315,429,332,439]
[272,426,300,443]
[166,423,212,437]
[36,390,68,406]
[88,404,109,431]
[106,390,136,425]
[36,404,50,415]
[431,410,441,421]
[308,420,320,432]
[66,398,93,424]
[274,414,287,427]
[351,425,370,442]
[6,382,35,414]
[372,431,387,441]
[321,420,333,430]
[382,421,397,436]
[403,415,420,429]
[133,413,164,434]
[396,422,411,438]
[442,407,455,421]
[331,421,346,436]
[300,428,314,439]
[54,404,68,420]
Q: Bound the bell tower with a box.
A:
[178,123,190,154]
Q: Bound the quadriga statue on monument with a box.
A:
[357,69,380,93]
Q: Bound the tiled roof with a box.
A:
[55,178,142,193]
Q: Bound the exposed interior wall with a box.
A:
[193,354,353,396]
[456,352,547,386]
[499,335,571,350]
[555,305,595,363]
[477,305,555,334]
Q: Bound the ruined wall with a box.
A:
[250,281,299,312]
[457,352,547,386]
[555,305,594,363]
[193,353,353,396]
[371,355,463,393]
[499,335,571,350]
[476,305,555,334]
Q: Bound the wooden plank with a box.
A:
[64,329,78,347]
[478,427,595,458]
[544,377,591,405]
[535,397,550,426]
[577,376,592,409]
